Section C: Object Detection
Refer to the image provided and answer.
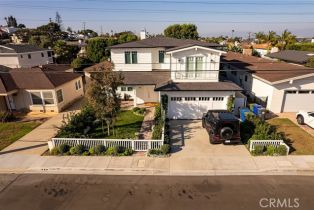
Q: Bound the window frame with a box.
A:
[42,91,54,105]
[159,50,165,63]
[30,92,43,105]
[56,89,64,103]
[28,54,32,59]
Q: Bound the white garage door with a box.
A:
[168,96,226,119]
[283,90,314,112]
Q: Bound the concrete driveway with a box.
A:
[169,120,250,158]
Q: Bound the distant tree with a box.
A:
[4,16,17,27]
[86,37,108,63]
[286,43,314,52]
[71,57,92,70]
[17,23,26,29]
[53,40,79,64]
[117,32,138,43]
[87,61,124,135]
[164,24,199,39]
[254,32,267,43]
[305,57,314,68]
[278,29,296,50]
[79,29,98,38]
[66,27,73,33]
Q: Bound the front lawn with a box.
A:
[94,110,144,139]
[0,122,41,150]
[268,118,314,155]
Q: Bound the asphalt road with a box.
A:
[0,174,313,210]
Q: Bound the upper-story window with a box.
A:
[186,56,203,71]
[159,51,165,63]
[125,51,138,64]
[47,51,52,57]
[28,54,31,59]
[41,52,45,57]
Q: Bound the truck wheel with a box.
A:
[220,127,233,140]
[297,115,305,125]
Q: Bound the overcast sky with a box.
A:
[0,0,314,38]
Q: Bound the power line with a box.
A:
[72,0,314,6]
[0,3,314,15]
[16,18,314,24]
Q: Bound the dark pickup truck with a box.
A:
[202,110,241,144]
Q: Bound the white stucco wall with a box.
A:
[0,51,52,68]
[111,48,153,71]
[271,76,314,113]
[169,48,221,82]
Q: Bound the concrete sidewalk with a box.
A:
[1,153,314,176]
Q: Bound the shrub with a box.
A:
[89,147,96,155]
[148,149,163,155]
[154,103,162,120]
[50,147,60,155]
[58,144,70,154]
[124,148,133,156]
[70,144,85,155]
[0,111,16,122]
[266,145,276,156]
[275,145,288,155]
[252,145,264,156]
[132,107,140,112]
[94,145,106,155]
[152,123,163,139]
[160,144,170,155]
[56,105,97,138]
[106,146,118,156]
[82,151,90,156]
[132,107,146,115]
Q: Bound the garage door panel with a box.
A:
[283,91,314,112]
[168,96,227,119]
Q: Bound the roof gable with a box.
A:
[0,44,47,54]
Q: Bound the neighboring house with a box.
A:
[0,44,54,68]
[0,26,18,34]
[0,68,84,113]
[223,52,314,113]
[266,50,314,64]
[105,37,244,119]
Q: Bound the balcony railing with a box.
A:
[174,71,217,80]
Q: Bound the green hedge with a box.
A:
[252,145,287,156]
[50,144,133,156]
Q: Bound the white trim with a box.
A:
[166,45,226,55]
[271,73,314,85]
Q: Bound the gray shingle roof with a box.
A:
[110,37,222,49]
[155,81,242,91]
[0,44,47,53]
[266,50,314,64]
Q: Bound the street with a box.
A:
[0,174,313,210]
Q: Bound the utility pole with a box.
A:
[100,25,103,35]
[82,22,86,31]
[248,32,252,41]
[231,29,235,39]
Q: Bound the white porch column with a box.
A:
[133,87,137,107]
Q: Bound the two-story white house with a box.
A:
[0,44,54,68]
[109,37,243,119]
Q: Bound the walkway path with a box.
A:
[0,99,82,156]
[138,107,155,140]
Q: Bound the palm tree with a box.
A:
[279,29,296,50]
[254,32,267,44]
[267,31,279,46]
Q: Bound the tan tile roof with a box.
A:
[222,52,314,83]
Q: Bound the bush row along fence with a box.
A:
[48,138,164,152]
[249,140,290,155]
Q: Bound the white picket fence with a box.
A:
[48,138,164,152]
[249,140,290,155]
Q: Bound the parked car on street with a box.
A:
[296,111,314,128]
[202,110,241,144]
